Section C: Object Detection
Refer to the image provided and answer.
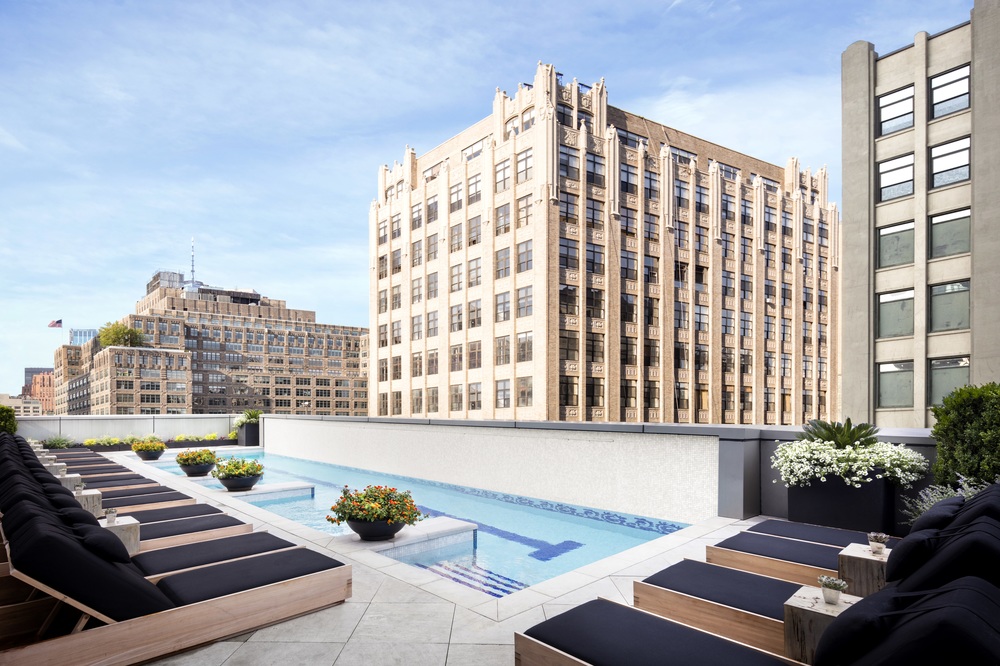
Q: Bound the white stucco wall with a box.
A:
[262,418,719,525]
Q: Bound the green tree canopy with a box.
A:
[98,321,145,348]
[0,405,16,434]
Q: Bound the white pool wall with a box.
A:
[262,418,718,525]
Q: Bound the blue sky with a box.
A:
[0,0,973,393]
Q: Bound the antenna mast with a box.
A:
[190,237,196,288]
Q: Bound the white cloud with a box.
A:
[0,126,26,151]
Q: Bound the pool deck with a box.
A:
[106,448,770,666]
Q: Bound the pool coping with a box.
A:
[106,447,748,621]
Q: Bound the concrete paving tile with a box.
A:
[614,551,684,577]
[541,603,579,620]
[350,602,455,644]
[345,566,387,604]
[445,643,513,666]
[379,561,444,586]
[247,602,367,643]
[495,589,553,622]
[419,577,498,608]
[523,570,596,599]
[372,575,452,604]
[149,641,241,666]
[468,599,499,621]
[449,605,545,645]
[224,641,343,666]
[545,576,628,607]
[333,642,448,666]
[610,575,642,604]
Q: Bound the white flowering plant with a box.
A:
[772,439,928,488]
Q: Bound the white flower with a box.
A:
[771,440,928,488]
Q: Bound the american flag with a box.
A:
[48,319,62,328]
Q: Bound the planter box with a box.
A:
[238,424,259,447]
[788,475,897,535]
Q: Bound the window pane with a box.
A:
[929,357,970,406]
[878,290,914,338]
[877,222,914,268]
[930,281,970,332]
[930,209,971,258]
[878,362,914,408]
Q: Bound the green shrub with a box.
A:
[123,435,141,445]
[204,432,219,441]
[44,435,74,449]
[0,406,16,434]
[132,440,167,453]
[901,474,997,523]
[797,418,879,449]
[175,449,217,466]
[212,457,264,479]
[227,430,238,440]
[83,436,121,448]
[234,409,262,428]
[931,382,1000,484]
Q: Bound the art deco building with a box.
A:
[28,371,54,414]
[370,63,840,424]
[841,1,998,426]
[53,271,368,416]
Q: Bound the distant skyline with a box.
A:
[0,0,974,393]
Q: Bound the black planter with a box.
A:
[238,424,260,447]
[788,474,896,535]
[347,519,406,541]
[179,462,216,477]
[134,449,165,461]
[219,475,262,492]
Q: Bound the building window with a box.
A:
[617,128,646,148]
[674,301,688,329]
[468,258,482,287]
[621,250,638,281]
[694,305,708,332]
[930,64,970,118]
[450,384,463,411]
[620,207,637,237]
[930,208,970,258]
[427,350,438,375]
[877,221,914,268]
[426,311,438,337]
[878,85,914,135]
[450,223,463,252]
[450,344,463,372]
[559,192,579,223]
[450,263,463,292]
[378,219,388,245]
[427,272,438,299]
[560,238,579,270]
[449,182,463,213]
[467,174,482,205]
[559,146,580,179]
[930,281,970,332]
[496,379,511,408]
[468,341,482,370]
[586,199,603,229]
[621,293,637,323]
[495,203,511,235]
[449,304,463,332]
[411,240,423,267]
[495,292,510,322]
[427,387,439,412]
[644,171,659,200]
[694,344,708,371]
[517,240,533,273]
[377,255,387,280]
[930,137,970,188]
[560,330,579,361]
[517,377,533,407]
[721,194,736,221]
[412,352,423,378]
[411,203,423,230]
[643,256,658,284]
[411,389,423,414]
[879,153,914,201]
[802,219,814,244]
[586,153,605,187]
[516,286,533,317]
[586,288,604,319]
[675,180,690,209]
[585,378,604,408]
[495,247,510,279]
[559,376,578,407]
[391,356,401,380]
[741,198,753,225]
[557,103,573,125]
[675,382,689,409]
[586,332,604,363]
[427,196,438,223]
[517,149,533,183]
[676,222,689,249]
[411,315,422,341]
[621,380,637,414]
[877,289,914,338]
[695,185,709,214]
[929,357,970,406]
[586,243,604,274]
[620,163,638,194]
[517,331,533,362]
[740,312,752,337]
[495,335,510,365]
[878,361,914,408]
[522,108,535,131]
[468,299,482,328]
[740,274,752,301]
[560,285,579,315]
[721,232,733,259]
[643,213,659,241]
[378,289,387,314]
[427,234,438,261]
[695,226,707,253]
[517,195,532,228]
[495,159,511,192]
[644,340,660,368]
[391,250,401,275]
[468,216,481,246]
[722,309,735,335]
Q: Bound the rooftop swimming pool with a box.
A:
[150,450,686,597]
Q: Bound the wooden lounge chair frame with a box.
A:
[706,544,837,586]
[633,577,785,655]
[0,534,352,666]
[513,599,801,666]
[137,522,254,552]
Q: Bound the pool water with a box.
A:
[149,450,686,597]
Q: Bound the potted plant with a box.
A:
[867,532,890,555]
[234,410,262,447]
[818,575,848,604]
[772,418,928,534]
[132,436,167,461]
[212,457,264,491]
[326,484,425,541]
[175,449,218,477]
[43,435,74,450]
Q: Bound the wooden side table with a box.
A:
[838,542,889,598]
[784,585,861,663]
[98,516,140,556]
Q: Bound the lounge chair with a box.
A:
[633,559,801,655]
[748,519,900,548]
[706,531,839,585]
[515,597,794,665]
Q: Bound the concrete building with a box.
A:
[841,1,998,426]
[0,393,43,418]
[370,63,840,424]
[53,271,368,417]
[69,329,98,346]
[21,367,52,396]
[28,371,54,414]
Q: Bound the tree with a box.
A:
[0,405,16,434]
[931,382,1000,485]
[98,321,145,348]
